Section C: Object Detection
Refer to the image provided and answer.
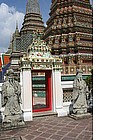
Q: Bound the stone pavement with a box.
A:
[0,115,93,140]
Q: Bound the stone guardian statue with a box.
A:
[1,69,25,128]
[72,69,88,114]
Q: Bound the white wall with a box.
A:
[61,81,73,114]
[0,80,74,119]
[61,81,73,89]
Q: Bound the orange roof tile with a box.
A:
[3,55,10,65]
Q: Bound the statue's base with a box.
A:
[1,121,26,131]
[0,136,23,140]
[68,113,92,120]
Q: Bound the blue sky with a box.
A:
[0,0,93,52]
[0,0,93,23]
[0,0,52,24]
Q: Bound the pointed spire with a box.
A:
[15,21,20,37]
[5,34,13,54]
[10,34,12,42]
[16,20,18,29]
[26,0,40,14]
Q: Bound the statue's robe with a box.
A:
[1,80,22,122]
[72,78,88,114]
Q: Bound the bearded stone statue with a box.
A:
[1,69,25,128]
[72,69,88,114]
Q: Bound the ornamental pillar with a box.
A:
[52,66,67,117]
[20,61,33,121]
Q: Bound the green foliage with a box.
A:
[85,69,93,91]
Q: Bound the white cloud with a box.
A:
[0,3,25,52]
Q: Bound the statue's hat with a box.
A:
[76,69,83,74]
[7,69,14,76]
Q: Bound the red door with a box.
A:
[32,70,52,112]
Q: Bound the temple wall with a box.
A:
[61,81,73,114]
[0,80,73,121]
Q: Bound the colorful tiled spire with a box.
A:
[20,0,45,52]
[26,0,40,14]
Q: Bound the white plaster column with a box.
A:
[0,83,2,109]
[52,71,56,112]
[20,68,33,121]
[0,83,3,122]
[52,69,67,117]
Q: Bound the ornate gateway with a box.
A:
[19,32,66,118]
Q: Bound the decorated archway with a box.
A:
[20,32,67,121]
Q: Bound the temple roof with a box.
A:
[0,54,10,71]
[27,32,53,59]
[2,55,10,66]
[26,0,40,14]
[20,32,62,70]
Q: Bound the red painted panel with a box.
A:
[32,70,52,113]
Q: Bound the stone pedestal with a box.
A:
[2,121,25,130]
[69,113,92,120]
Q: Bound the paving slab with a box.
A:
[0,115,93,140]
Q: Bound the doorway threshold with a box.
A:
[33,111,57,118]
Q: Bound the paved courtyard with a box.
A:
[0,115,93,140]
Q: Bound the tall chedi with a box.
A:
[20,0,45,52]
[43,0,93,75]
[10,0,45,77]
